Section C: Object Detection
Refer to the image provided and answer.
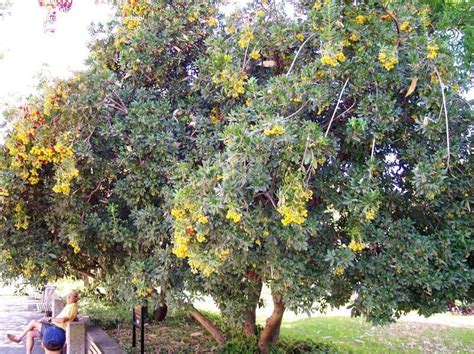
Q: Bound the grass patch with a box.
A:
[80,300,130,329]
[280,316,474,353]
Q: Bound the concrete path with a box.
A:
[0,295,44,354]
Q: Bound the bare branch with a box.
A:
[286,33,316,77]
[325,78,350,137]
[433,66,450,169]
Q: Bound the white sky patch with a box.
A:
[0,1,114,141]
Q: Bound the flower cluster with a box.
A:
[263,124,286,136]
[364,206,378,221]
[187,253,215,277]
[295,33,305,42]
[355,15,367,25]
[277,175,313,226]
[427,43,439,59]
[238,28,254,48]
[348,240,367,252]
[349,33,360,42]
[171,194,219,276]
[207,17,218,27]
[209,107,223,124]
[320,49,346,67]
[212,69,247,98]
[378,48,398,70]
[43,85,68,116]
[14,202,30,230]
[52,157,79,195]
[5,107,79,192]
[226,208,242,223]
[217,248,230,260]
[400,21,413,32]
[122,0,149,30]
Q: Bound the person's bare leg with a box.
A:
[25,330,40,354]
[7,320,41,342]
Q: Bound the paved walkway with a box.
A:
[0,295,44,354]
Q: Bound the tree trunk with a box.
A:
[191,307,226,345]
[153,289,168,322]
[243,305,257,337]
[243,279,263,337]
[258,293,285,354]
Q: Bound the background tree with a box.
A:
[0,0,218,312]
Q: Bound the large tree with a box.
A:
[0,1,472,353]
[169,0,472,352]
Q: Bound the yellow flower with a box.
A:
[335,266,345,276]
[313,2,322,10]
[348,240,367,252]
[19,171,29,180]
[69,239,81,254]
[187,11,199,23]
[256,10,265,18]
[378,50,398,70]
[249,50,260,60]
[239,30,254,48]
[255,238,261,246]
[125,19,138,30]
[321,55,338,67]
[364,207,378,221]
[295,33,305,42]
[207,17,218,27]
[226,209,242,223]
[355,15,367,25]
[28,176,40,185]
[400,21,412,32]
[336,52,346,62]
[171,208,186,219]
[238,38,249,48]
[217,248,230,260]
[202,267,214,277]
[196,234,206,243]
[263,125,286,136]
[427,43,439,59]
[349,33,360,42]
[197,214,209,224]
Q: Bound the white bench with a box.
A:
[36,285,57,315]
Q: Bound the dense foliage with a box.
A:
[0,0,472,352]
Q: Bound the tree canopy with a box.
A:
[0,1,472,352]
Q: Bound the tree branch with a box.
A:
[325,78,350,137]
[433,66,450,169]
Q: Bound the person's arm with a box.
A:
[52,303,78,325]
[51,316,70,324]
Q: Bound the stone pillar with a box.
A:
[67,321,86,354]
[52,298,65,317]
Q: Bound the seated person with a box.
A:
[7,291,79,354]
[40,324,66,354]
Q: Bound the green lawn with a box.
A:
[280,316,474,353]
